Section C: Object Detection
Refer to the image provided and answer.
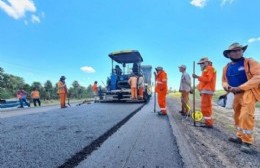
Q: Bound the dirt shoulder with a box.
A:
[167,97,260,168]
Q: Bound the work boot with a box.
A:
[200,124,213,129]
[228,137,242,144]
[179,111,184,114]
[157,111,167,116]
[197,122,213,128]
[240,143,253,154]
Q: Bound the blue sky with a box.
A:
[0,0,259,90]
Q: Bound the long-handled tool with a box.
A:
[153,71,157,113]
[192,61,196,126]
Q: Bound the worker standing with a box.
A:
[178,65,191,116]
[57,76,68,108]
[192,57,216,128]
[138,74,145,100]
[31,87,41,107]
[222,42,260,154]
[128,73,138,100]
[155,66,168,115]
[92,81,98,102]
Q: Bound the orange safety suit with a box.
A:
[181,92,190,114]
[92,83,98,102]
[198,65,216,126]
[92,84,98,94]
[155,70,168,114]
[31,91,40,99]
[57,81,67,108]
[128,76,138,99]
[222,58,260,144]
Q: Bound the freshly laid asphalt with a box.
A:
[77,99,183,168]
[1,97,187,168]
[0,103,144,168]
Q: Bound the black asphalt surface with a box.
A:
[77,99,183,168]
[0,103,144,168]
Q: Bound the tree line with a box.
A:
[0,67,94,100]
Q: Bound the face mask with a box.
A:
[230,57,244,62]
[200,64,206,71]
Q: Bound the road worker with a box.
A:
[92,81,98,102]
[138,74,145,100]
[31,87,41,107]
[16,88,30,108]
[178,65,191,116]
[128,73,138,100]
[193,57,216,128]
[222,42,260,154]
[57,76,68,108]
[115,65,122,76]
[155,66,168,115]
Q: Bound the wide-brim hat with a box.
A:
[223,42,248,58]
[197,57,211,64]
[60,76,66,80]
[155,66,163,71]
[178,65,186,69]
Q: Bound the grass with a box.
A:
[168,90,260,108]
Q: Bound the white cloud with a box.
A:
[0,0,41,24]
[31,14,40,23]
[221,0,234,6]
[190,0,207,8]
[248,37,260,43]
[80,66,96,73]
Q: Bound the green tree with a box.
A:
[0,67,5,99]
[86,84,93,98]
[53,83,59,99]
[44,80,53,100]
[31,82,42,90]
[69,81,81,98]
[0,67,4,87]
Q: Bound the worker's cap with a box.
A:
[197,57,211,64]
[60,76,66,80]
[178,65,186,69]
[223,42,248,58]
[155,66,163,71]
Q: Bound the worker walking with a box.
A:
[57,76,68,108]
[16,88,30,108]
[31,87,41,107]
[193,57,216,128]
[92,81,98,102]
[155,66,168,115]
[178,65,191,116]
[222,42,260,154]
[128,73,138,100]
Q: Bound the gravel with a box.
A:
[168,97,260,168]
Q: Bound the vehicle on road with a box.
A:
[100,50,152,102]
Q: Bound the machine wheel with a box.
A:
[143,91,150,102]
